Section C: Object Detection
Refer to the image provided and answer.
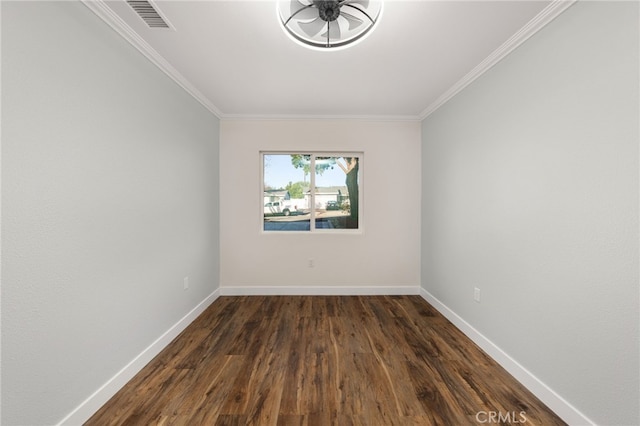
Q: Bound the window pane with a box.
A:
[315,156,359,230]
[263,154,311,231]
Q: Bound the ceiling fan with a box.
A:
[277,0,383,50]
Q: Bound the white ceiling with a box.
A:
[87,0,570,119]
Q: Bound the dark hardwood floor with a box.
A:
[86,296,565,425]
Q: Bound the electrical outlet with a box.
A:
[308,258,315,268]
[184,276,189,291]
[474,287,481,303]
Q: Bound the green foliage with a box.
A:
[290,154,310,174]
[285,181,307,199]
[290,154,335,178]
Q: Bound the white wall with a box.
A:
[421,1,638,425]
[1,2,220,424]
[220,120,420,293]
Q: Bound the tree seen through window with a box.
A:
[262,153,361,231]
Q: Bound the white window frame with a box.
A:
[260,151,364,234]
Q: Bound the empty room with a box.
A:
[1,0,638,425]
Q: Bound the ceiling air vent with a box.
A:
[126,0,172,29]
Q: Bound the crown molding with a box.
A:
[83,0,576,122]
[418,0,577,120]
[218,113,422,122]
[81,0,223,119]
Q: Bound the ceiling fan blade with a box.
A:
[290,0,311,13]
[339,11,363,30]
[295,7,320,21]
[289,1,319,21]
[299,18,327,37]
[336,16,348,35]
[343,0,369,8]
[321,20,341,40]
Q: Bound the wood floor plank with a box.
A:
[328,314,373,355]
[215,415,249,426]
[242,352,287,425]
[85,296,566,426]
[280,340,328,414]
[360,320,427,417]
[175,355,245,424]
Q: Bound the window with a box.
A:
[262,153,362,232]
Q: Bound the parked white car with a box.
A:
[264,201,292,216]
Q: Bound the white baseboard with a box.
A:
[57,289,220,426]
[419,288,594,426]
[219,285,420,296]
[56,287,590,425]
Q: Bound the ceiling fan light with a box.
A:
[277,0,383,51]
